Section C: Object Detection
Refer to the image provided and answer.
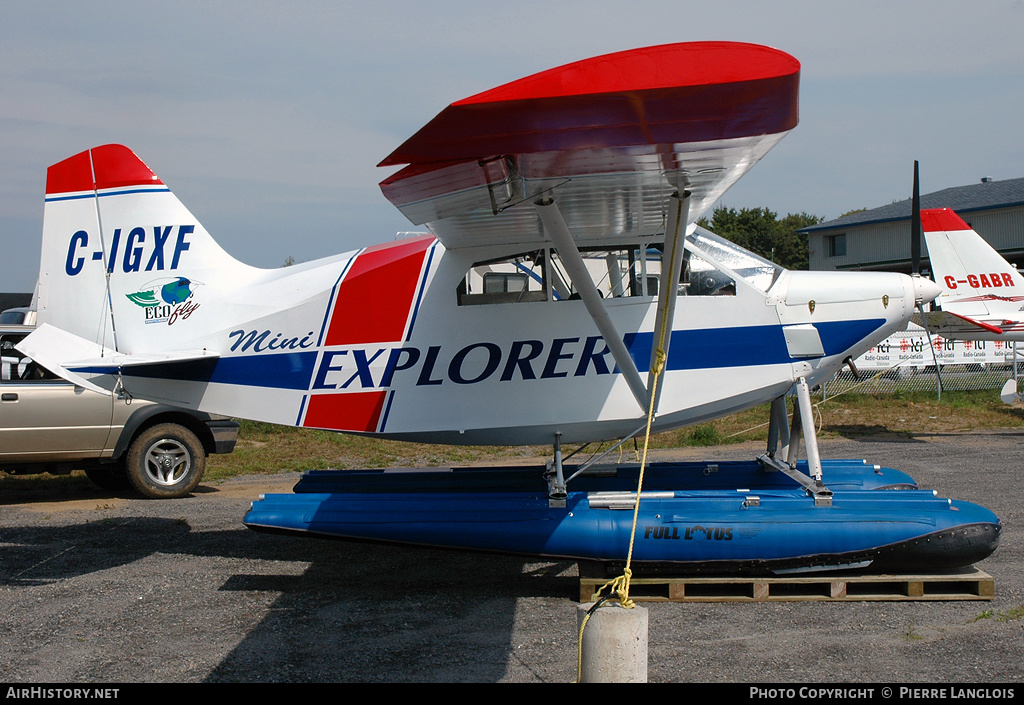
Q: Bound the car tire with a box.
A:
[124,423,206,499]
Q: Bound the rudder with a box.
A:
[922,207,1024,315]
[37,144,258,355]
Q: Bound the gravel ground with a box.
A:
[0,431,1021,684]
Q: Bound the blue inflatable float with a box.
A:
[243,459,1000,575]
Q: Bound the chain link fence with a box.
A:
[820,329,1024,399]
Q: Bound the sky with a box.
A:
[1,0,1023,294]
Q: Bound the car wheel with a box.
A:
[125,423,206,499]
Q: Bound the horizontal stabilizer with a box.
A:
[913,309,1004,335]
[17,324,118,393]
[18,323,220,394]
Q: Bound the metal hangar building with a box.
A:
[800,177,1024,274]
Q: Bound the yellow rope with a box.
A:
[579,351,871,679]
[575,344,666,681]
[576,201,682,682]
[601,349,665,601]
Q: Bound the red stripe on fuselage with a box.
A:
[301,236,433,433]
[325,235,434,346]
[303,391,388,433]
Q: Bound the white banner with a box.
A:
[853,326,1020,370]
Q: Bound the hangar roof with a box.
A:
[800,176,1024,234]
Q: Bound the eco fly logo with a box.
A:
[126,277,201,325]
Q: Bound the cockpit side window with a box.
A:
[457,243,741,306]
[458,250,549,305]
[680,249,737,296]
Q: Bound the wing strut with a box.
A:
[534,192,691,414]
[535,198,650,411]
[536,192,690,500]
[648,191,690,412]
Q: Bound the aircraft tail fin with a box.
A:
[922,208,1024,318]
[36,144,260,356]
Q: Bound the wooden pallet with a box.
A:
[577,562,994,603]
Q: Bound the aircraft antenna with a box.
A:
[910,160,943,399]
[911,160,922,275]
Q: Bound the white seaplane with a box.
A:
[904,163,1024,403]
[19,42,999,574]
[916,208,1024,339]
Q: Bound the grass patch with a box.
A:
[815,389,1024,437]
[0,471,97,494]
[902,618,924,642]
[971,605,1024,623]
[997,605,1024,622]
[4,390,1023,490]
[202,419,546,482]
[203,389,1024,482]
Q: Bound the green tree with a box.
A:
[697,207,820,270]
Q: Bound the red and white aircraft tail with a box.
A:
[915,208,1024,339]
[28,144,353,398]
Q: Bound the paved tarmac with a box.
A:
[1,431,1022,684]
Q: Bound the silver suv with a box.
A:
[1,323,238,498]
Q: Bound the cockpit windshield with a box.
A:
[687,225,784,293]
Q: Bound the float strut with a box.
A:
[758,379,831,506]
[548,432,567,504]
[766,395,790,459]
[786,396,802,468]
[795,377,823,484]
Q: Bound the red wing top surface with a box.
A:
[378,42,800,249]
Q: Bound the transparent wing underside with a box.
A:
[378,42,800,250]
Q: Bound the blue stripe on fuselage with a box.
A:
[69,320,886,391]
[624,319,886,372]
[71,351,318,390]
